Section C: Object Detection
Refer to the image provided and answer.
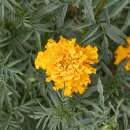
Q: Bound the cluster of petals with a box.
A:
[35,36,98,96]
[115,37,130,71]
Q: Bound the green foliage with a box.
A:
[0,0,130,130]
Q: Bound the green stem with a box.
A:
[95,0,108,20]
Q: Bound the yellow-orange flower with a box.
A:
[115,37,130,71]
[35,36,98,96]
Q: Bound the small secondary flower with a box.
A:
[115,37,130,71]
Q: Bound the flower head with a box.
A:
[115,37,130,71]
[35,36,98,96]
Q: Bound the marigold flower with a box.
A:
[35,36,98,96]
[115,37,130,71]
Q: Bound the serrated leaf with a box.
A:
[83,0,95,23]
[35,31,41,49]
[110,0,129,18]
[6,59,23,67]
[97,77,104,107]
[105,25,126,43]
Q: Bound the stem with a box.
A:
[95,0,108,20]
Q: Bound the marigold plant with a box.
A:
[35,36,98,96]
[115,37,130,71]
